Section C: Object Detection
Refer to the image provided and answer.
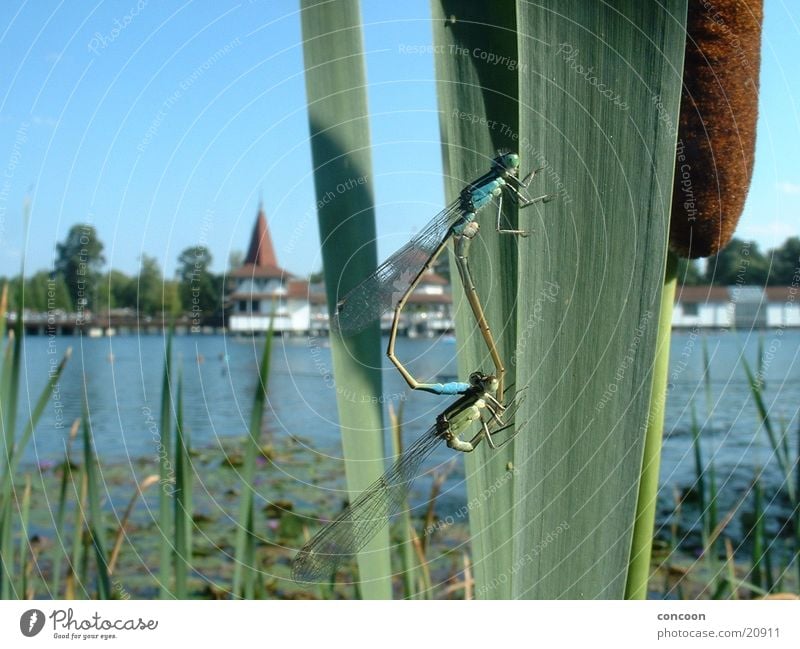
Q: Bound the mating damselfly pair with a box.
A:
[293,152,551,583]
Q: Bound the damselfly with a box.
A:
[292,372,524,584]
[331,152,551,403]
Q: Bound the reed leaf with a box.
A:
[300,0,389,598]
[741,349,795,503]
[0,278,23,598]
[431,0,522,600]
[51,419,80,596]
[627,254,678,598]
[433,1,686,598]
[158,331,173,598]
[64,463,87,599]
[82,406,110,599]
[174,367,191,598]
[388,403,419,599]
[232,319,274,597]
[0,257,70,597]
[515,0,686,599]
[751,475,765,591]
[17,473,31,598]
[108,474,159,576]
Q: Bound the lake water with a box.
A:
[16,329,800,536]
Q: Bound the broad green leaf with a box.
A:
[433,0,686,599]
[431,0,523,600]
[513,1,686,598]
[300,0,389,598]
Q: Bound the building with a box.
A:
[226,203,315,333]
[672,285,800,329]
[396,270,453,336]
[226,204,454,334]
[672,286,732,328]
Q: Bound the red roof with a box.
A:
[229,203,288,278]
[674,286,729,303]
[765,286,794,301]
[245,202,278,268]
[406,293,452,304]
[228,263,286,279]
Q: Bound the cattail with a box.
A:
[670,0,763,258]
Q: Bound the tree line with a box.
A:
[676,236,799,286]
[3,226,798,317]
[2,224,230,320]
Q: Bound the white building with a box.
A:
[672,285,800,329]
[227,203,317,334]
[765,287,800,327]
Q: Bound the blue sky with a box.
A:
[0,1,797,279]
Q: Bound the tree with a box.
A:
[162,280,183,319]
[137,255,164,316]
[704,237,769,286]
[176,246,220,318]
[228,250,244,270]
[28,271,72,311]
[22,272,47,311]
[96,270,136,311]
[767,236,800,285]
[55,224,105,311]
[675,258,703,286]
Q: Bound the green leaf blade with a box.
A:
[513,1,687,598]
[300,0,390,598]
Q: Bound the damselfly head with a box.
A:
[492,151,521,175]
[468,371,498,393]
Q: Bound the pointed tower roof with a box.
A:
[229,202,288,279]
[245,201,277,268]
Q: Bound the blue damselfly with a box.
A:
[332,152,551,402]
[292,372,524,584]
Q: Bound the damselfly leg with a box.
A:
[292,373,525,584]
[385,238,469,395]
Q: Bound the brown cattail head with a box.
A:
[670,0,763,259]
